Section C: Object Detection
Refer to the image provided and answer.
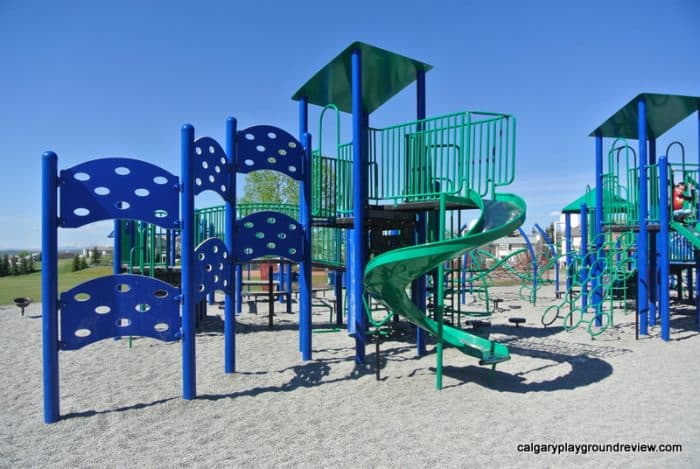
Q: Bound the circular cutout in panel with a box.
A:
[154,289,168,298]
[195,146,203,155]
[220,157,226,165]
[243,248,254,255]
[218,262,224,270]
[277,233,287,240]
[115,201,130,210]
[245,133,255,141]
[195,177,203,186]
[116,283,131,293]
[135,303,151,312]
[153,176,168,185]
[222,251,228,259]
[95,305,111,315]
[255,232,265,239]
[288,166,297,173]
[223,279,228,287]
[135,188,150,197]
[74,292,91,302]
[115,166,131,176]
[244,221,254,229]
[221,185,227,193]
[214,165,221,174]
[244,159,254,167]
[267,131,277,139]
[205,264,213,272]
[278,149,287,156]
[202,161,209,169]
[212,245,219,254]
[208,145,215,154]
[116,318,131,327]
[266,217,276,224]
[208,175,215,183]
[198,252,205,261]
[154,323,169,332]
[94,186,110,196]
[155,210,168,219]
[267,157,277,164]
[288,141,297,149]
[288,248,297,255]
[213,274,219,283]
[266,242,276,249]
[73,208,90,217]
[74,172,90,181]
[256,145,265,153]
[74,329,92,338]
[198,284,205,292]
[288,224,297,231]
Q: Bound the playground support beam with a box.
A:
[42,151,59,424]
[649,139,658,326]
[181,124,196,399]
[350,48,368,363]
[300,132,313,360]
[224,117,237,373]
[696,103,700,331]
[658,156,670,341]
[580,204,589,312]
[593,132,604,326]
[637,97,650,336]
[565,213,572,293]
[414,68,427,357]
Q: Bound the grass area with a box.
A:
[0,258,112,306]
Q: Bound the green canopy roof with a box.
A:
[562,189,632,214]
[589,93,700,139]
[291,41,433,114]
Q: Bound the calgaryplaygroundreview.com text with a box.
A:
[516,442,683,455]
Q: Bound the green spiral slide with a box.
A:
[364,190,526,368]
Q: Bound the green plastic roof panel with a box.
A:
[291,41,433,114]
[561,189,631,214]
[590,93,700,139]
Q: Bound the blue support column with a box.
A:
[565,213,572,293]
[350,48,368,364]
[638,98,650,336]
[696,103,700,330]
[300,132,313,360]
[180,124,196,399]
[580,204,589,312]
[113,220,121,275]
[593,132,604,326]
[42,151,59,424]
[224,117,237,373]
[658,156,670,341]
[413,68,427,356]
[649,139,658,326]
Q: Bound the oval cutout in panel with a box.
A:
[115,166,130,176]
[74,172,90,181]
[95,305,111,315]
[74,328,92,337]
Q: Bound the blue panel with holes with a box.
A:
[237,125,304,181]
[59,274,181,350]
[194,237,232,301]
[192,137,233,202]
[234,211,303,263]
[60,158,179,229]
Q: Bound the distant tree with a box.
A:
[91,246,101,265]
[72,254,81,272]
[11,256,20,276]
[79,257,88,270]
[240,171,298,205]
[0,254,9,276]
[19,256,30,275]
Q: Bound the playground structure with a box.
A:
[41,42,527,423]
[553,93,700,339]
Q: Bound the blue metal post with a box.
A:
[638,98,649,336]
[42,151,59,424]
[181,124,196,399]
[300,132,313,360]
[350,48,368,363]
[649,139,657,326]
[593,133,604,326]
[113,220,121,275]
[658,156,670,341]
[413,68,427,356]
[565,213,572,293]
[224,117,237,373]
[696,103,700,330]
[580,204,589,312]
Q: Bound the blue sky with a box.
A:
[1,0,698,249]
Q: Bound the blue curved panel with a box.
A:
[59,274,181,350]
[194,237,232,300]
[192,137,233,202]
[237,125,304,181]
[60,158,179,229]
[234,211,303,263]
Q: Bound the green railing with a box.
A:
[315,111,516,215]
